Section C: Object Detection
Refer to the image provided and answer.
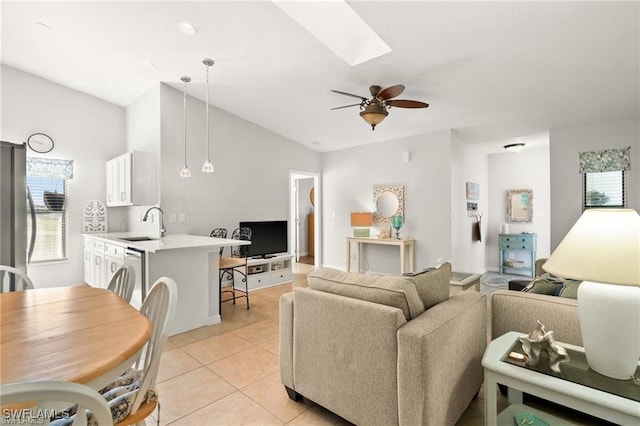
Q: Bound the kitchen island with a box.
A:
[83,233,249,336]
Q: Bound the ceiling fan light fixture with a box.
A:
[360,102,388,130]
[504,142,525,153]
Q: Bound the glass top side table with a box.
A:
[482,332,640,425]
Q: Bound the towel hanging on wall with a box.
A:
[472,216,482,242]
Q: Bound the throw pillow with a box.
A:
[308,267,425,320]
[558,280,581,299]
[406,262,451,309]
[523,278,563,296]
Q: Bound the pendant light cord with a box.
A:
[179,76,191,177]
[183,79,188,166]
[206,63,210,161]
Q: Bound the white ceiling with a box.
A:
[2,1,638,152]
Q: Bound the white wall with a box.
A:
[125,85,162,235]
[1,65,127,287]
[450,135,489,274]
[549,119,640,249]
[158,83,321,238]
[486,145,551,270]
[321,130,452,273]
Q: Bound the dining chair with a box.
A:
[0,265,35,292]
[210,227,228,258]
[219,227,252,311]
[0,380,112,425]
[113,276,177,426]
[107,265,135,303]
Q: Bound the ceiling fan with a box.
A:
[331,84,429,130]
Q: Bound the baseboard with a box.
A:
[321,263,346,271]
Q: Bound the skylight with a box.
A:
[273,0,391,66]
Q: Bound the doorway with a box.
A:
[289,170,321,268]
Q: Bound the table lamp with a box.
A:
[543,208,640,380]
[392,214,403,239]
[351,212,373,237]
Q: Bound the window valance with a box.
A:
[579,147,630,173]
[27,158,74,179]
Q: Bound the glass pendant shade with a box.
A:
[360,101,388,130]
[201,160,214,173]
[202,58,215,173]
[180,76,191,178]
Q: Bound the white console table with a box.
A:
[346,237,415,274]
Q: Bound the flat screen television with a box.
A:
[239,220,288,258]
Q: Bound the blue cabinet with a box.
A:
[499,233,537,277]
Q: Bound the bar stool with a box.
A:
[210,228,228,258]
[219,227,252,313]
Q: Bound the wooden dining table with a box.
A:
[0,285,152,391]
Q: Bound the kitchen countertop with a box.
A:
[83,232,249,253]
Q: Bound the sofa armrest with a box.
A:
[491,290,581,346]
[397,291,486,426]
[290,288,407,426]
[279,292,294,389]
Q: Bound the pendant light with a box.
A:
[201,58,215,173]
[179,76,192,178]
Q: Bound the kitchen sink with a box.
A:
[120,236,157,242]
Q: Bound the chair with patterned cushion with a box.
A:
[0,380,112,425]
[0,265,34,292]
[110,277,177,426]
[219,227,252,312]
[107,265,135,303]
[210,227,228,258]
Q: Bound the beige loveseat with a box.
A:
[491,289,582,346]
[279,263,487,426]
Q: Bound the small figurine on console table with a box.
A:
[519,320,570,373]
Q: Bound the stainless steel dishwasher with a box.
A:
[124,247,146,308]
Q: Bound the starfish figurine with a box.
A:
[519,320,570,373]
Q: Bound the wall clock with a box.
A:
[27,133,54,153]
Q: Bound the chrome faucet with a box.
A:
[143,206,166,237]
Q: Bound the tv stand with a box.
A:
[246,253,294,290]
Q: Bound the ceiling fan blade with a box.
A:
[330,103,362,110]
[331,89,368,101]
[377,85,405,100]
[386,99,429,108]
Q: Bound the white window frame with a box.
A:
[583,170,627,210]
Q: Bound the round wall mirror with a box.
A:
[376,191,399,217]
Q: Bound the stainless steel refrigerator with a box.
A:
[0,141,35,275]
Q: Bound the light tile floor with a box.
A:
[148,263,610,425]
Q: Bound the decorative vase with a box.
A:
[392,214,403,239]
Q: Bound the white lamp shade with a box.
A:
[543,209,640,286]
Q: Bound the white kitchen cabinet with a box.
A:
[104,243,126,285]
[105,151,156,207]
[86,239,105,287]
[83,239,93,284]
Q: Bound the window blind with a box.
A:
[27,177,68,263]
[583,170,627,209]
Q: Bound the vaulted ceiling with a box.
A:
[2,1,638,152]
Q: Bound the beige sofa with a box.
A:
[492,258,582,346]
[279,263,487,426]
[491,290,582,346]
